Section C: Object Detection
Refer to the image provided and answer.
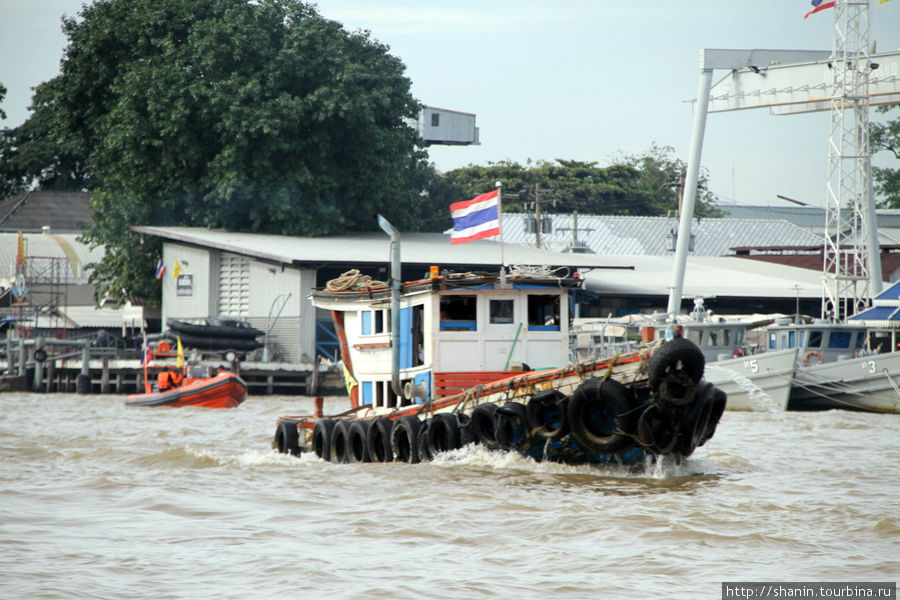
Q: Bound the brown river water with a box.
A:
[1,392,898,599]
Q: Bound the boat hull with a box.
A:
[704,348,798,411]
[275,339,728,464]
[787,352,900,413]
[126,371,248,408]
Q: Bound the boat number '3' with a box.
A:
[863,360,877,374]
[743,359,759,374]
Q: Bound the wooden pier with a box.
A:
[1,339,342,396]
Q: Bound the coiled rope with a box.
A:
[325,269,384,291]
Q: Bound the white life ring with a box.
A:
[803,350,824,367]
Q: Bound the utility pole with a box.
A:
[556,210,595,251]
[531,184,557,249]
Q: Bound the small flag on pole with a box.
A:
[155,258,165,280]
[172,260,182,280]
[804,0,835,18]
[450,190,501,245]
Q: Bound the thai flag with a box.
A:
[155,258,165,280]
[450,190,501,245]
[804,0,835,18]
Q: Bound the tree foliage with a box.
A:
[18,0,449,306]
[443,144,721,218]
[871,105,900,208]
[0,79,90,200]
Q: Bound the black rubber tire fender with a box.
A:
[417,419,433,462]
[427,413,462,455]
[456,413,475,447]
[330,420,352,464]
[391,415,422,463]
[367,417,394,463]
[470,402,499,449]
[274,421,300,456]
[648,339,705,407]
[495,402,531,452]
[674,381,715,457]
[567,378,635,453]
[312,418,336,461]
[525,389,570,441]
[636,404,678,455]
[699,386,727,446]
[648,337,705,393]
[347,420,373,463]
[33,348,48,363]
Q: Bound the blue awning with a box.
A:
[874,281,900,301]
[848,305,900,321]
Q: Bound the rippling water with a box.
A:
[2,393,898,599]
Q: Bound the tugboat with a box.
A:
[273,266,726,464]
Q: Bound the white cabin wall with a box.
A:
[433,289,570,372]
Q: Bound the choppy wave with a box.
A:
[2,393,899,600]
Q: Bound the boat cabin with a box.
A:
[651,299,753,363]
[311,272,579,409]
[766,320,869,365]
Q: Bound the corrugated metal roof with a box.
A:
[0,232,104,284]
[502,214,823,255]
[717,205,828,227]
[580,255,824,299]
[131,226,629,271]
[0,191,93,232]
[135,226,827,300]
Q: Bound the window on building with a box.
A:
[527,295,560,331]
[808,330,823,348]
[440,295,477,331]
[489,299,515,324]
[431,112,440,127]
[828,331,852,349]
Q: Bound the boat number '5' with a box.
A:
[742,359,759,373]
[862,360,877,374]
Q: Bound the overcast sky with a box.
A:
[1,0,898,209]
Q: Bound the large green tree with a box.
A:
[444,144,720,218]
[25,0,443,306]
[0,79,90,199]
[871,105,900,208]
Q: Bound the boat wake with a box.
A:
[430,443,716,479]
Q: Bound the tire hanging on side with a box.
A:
[526,389,570,441]
[495,402,532,452]
[312,418,336,461]
[367,417,394,463]
[470,402,500,449]
[647,338,705,406]
[347,420,373,463]
[567,378,636,453]
[391,415,422,463]
[427,413,462,456]
[330,420,352,464]
[417,419,433,462]
[274,421,300,456]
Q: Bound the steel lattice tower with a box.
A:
[821,0,881,320]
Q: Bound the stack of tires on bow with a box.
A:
[275,338,726,465]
